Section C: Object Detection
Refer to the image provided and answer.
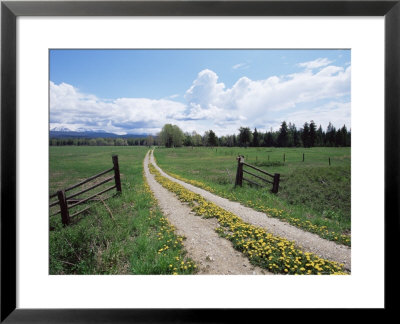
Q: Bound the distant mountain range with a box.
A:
[49,127,147,139]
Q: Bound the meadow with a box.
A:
[49,145,351,274]
[49,146,196,274]
[153,146,351,245]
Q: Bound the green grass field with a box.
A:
[49,145,351,274]
[49,146,196,274]
[153,146,351,245]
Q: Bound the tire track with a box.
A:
[143,151,271,275]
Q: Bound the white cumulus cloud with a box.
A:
[181,64,350,133]
[50,59,350,136]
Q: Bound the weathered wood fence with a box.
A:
[235,155,280,193]
[49,155,122,226]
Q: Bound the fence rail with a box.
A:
[235,155,280,193]
[49,155,122,226]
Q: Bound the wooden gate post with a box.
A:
[235,156,244,187]
[272,173,280,193]
[57,190,70,225]
[112,155,122,192]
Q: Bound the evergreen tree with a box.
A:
[335,128,343,146]
[264,132,274,147]
[316,125,324,146]
[252,128,260,147]
[207,130,218,147]
[309,120,317,147]
[288,123,300,147]
[293,129,300,147]
[301,122,310,148]
[277,121,289,147]
[346,128,351,146]
[326,122,336,147]
[341,125,348,147]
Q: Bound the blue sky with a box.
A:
[50,49,351,136]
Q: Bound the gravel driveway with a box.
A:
[144,151,270,275]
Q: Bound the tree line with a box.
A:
[49,136,156,147]
[158,121,350,148]
[50,120,350,148]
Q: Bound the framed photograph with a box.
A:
[1,0,398,321]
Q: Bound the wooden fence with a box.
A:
[49,155,122,226]
[235,155,280,193]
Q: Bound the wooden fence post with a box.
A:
[112,155,122,192]
[57,190,70,225]
[272,173,280,193]
[235,156,244,187]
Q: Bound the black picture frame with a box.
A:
[1,0,399,322]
